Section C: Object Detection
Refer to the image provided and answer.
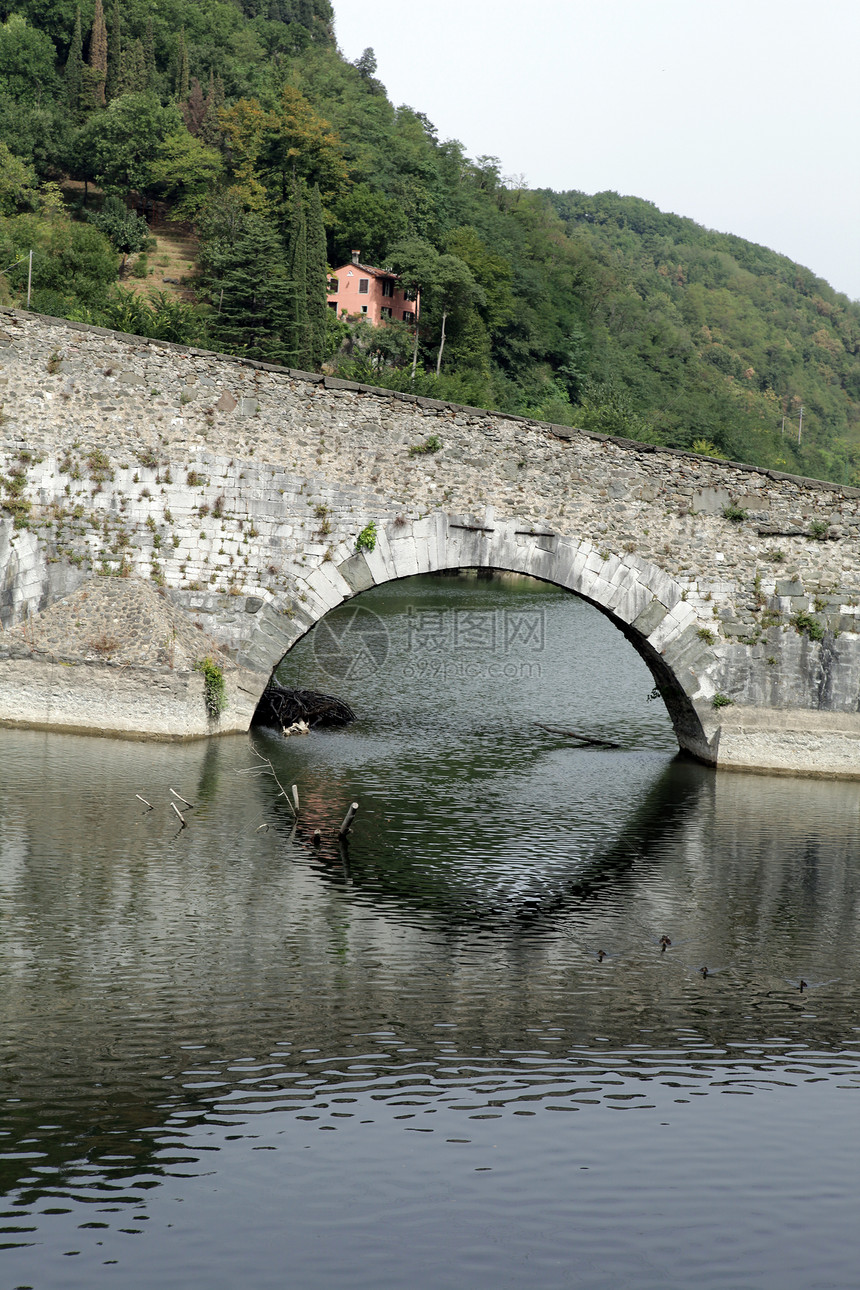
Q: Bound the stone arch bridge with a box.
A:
[2,308,860,776]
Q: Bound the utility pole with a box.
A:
[797,405,803,444]
[26,249,32,309]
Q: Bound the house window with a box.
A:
[328,278,338,293]
[381,278,394,297]
[403,287,416,301]
[328,301,337,310]
[361,305,368,313]
[358,279,369,294]
[402,310,415,323]
[380,306,392,319]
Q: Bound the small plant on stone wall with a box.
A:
[807,520,829,540]
[46,350,62,374]
[712,693,734,708]
[137,448,159,469]
[86,449,113,482]
[194,656,227,718]
[697,627,716,645]
[356,520,377,553]
[792,610,825,642]
[212,495,225,519]
[89,631,120,655]
[408,434,442,456]
[313,503,333,535]
[722,502,747,523]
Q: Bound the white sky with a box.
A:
[333,0,860,301]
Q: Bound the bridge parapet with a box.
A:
[1,309,860,774]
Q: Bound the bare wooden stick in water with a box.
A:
[532,722,620,749]
[136,794,152,809]
[170,788,194,808]
[171,802,187,827]
[339,802,359,838]
[246,745,297,817]
[291,784,300,812]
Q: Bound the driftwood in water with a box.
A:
[532,721,620,749]
[253,682,356,732]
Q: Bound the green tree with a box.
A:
[431,253,484,375]
[2,214,118,312]
[286,178,309,364]
[330,184,407,266]
[0,142,39,215]
[64,6,83,114]
[387,236,438,380]
[175,28,189,101]
[0,14,59,103]
[148,128,224,220]
[85,0,107,106]
[105,0,121,101]
[77,92,181,195]
[305,182,328,368]
[89,194,148,274]
[206,214,296,364]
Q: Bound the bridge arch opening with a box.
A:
[247,515,713,764]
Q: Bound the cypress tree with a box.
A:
[86,0,108,106]
[106,0,121,100]
[286,180,309,368]
[143,18,156,90]
[121,38,147,93]
[208,216,296,365]
[65,6,84,116]
[200,70,220,146]
[305,183,328,369]
[175,29,189,101]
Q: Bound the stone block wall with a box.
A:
[1,308,860,772]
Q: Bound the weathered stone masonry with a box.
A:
[2,307,860,775]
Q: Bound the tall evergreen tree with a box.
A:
[64,6,83,116]
[120,38,147,94]
[306,183,328,369]
[143,18,155,90]
[286,179,309,367]
[175,29,189,101]
[85,0,107,106]
[208,216,296,364]
[105,0,121,100]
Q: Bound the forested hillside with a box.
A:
[2,0,860,485]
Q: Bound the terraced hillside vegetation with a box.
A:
[0,0,859,486]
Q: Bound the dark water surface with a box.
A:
[2,576,860,1289]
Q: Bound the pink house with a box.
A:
[327,250,419,326]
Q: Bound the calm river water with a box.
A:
[2,575,860,1290]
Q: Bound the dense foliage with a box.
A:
[1,0,859,483]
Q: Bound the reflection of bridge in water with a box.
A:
[2,731,859,1182]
